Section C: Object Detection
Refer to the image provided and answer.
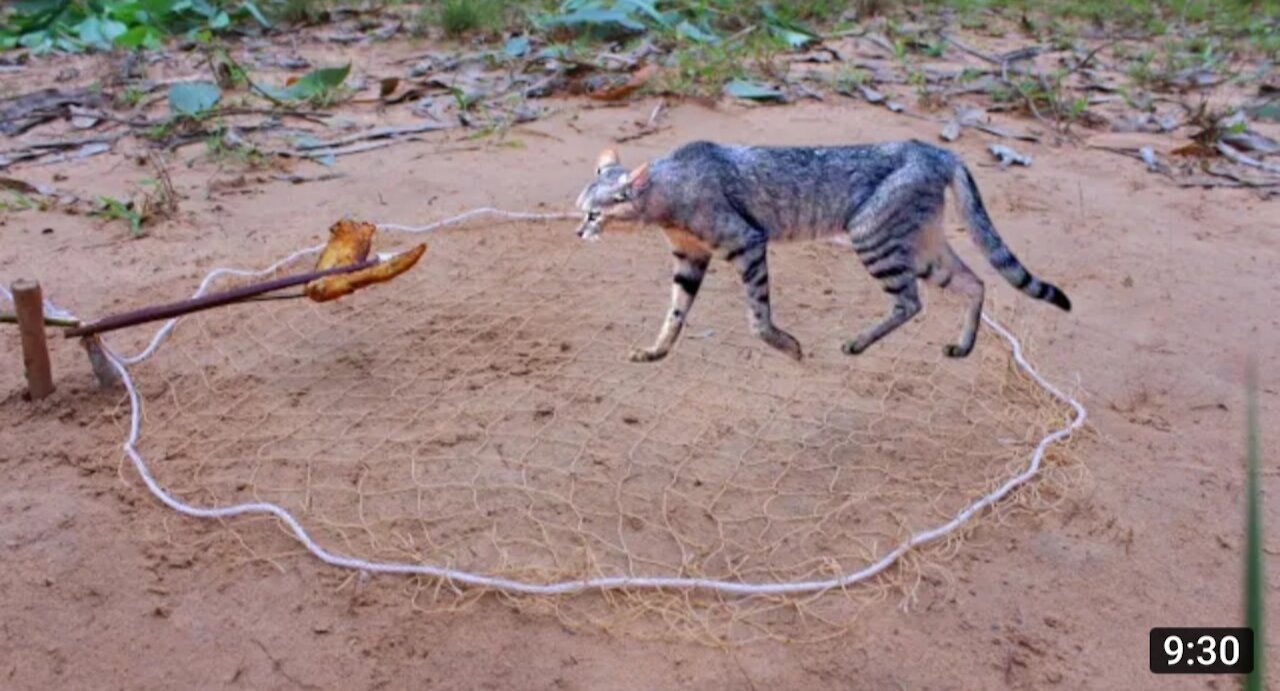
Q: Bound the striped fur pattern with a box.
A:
[574,141,1071,363]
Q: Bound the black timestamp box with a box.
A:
[1150,628,1254,675]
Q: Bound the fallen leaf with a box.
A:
[168,82,221,116]
[505,36,531,58]
[724,79,786,103]
[588,64,659,102]
[379,77,400,99]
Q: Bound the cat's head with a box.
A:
[574,148,648,240]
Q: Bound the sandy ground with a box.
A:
[2,40,1280,691]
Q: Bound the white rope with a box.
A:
[375,207,579,234]
[3,207,1086,597]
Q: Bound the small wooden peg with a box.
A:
[11,279,55,400]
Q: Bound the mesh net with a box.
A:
[111,220,1078,644]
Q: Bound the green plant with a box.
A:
[656,38,757,98]
[0,191,39,212]
[204,130,267,167]
[93,195,144,236]
[168,81,222,117]
[257,63,352,106]
[1243,363,1265,691]
[114,85,148,108]
[270,0,330,25]
[832,65,869,92]
[0,0,269,53]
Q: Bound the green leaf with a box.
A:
[14,0,67,12]
[76,17,111,48]
[168,82,222,116]
[769,26,815,49]
[675,20,718,44]
[116,24,163,50]
[504,35,530,58]
[260,63,352,101]
[539,8,645,33]
[760,4,817,49]
[208,10,231,29]
[1247,101,1280,123]
[616,0,667,27]
[102,18,128,41]
[724,79,785,102]
[536,44,572,60]
[238,1,271,28]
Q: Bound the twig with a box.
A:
[298,141,397,158]
[940,33,1001,65]
[1178,176,1280,190]
[1,133,122,156]
[212,107,335,124]
[614,126,669,144]
[1088,144,1174,176]
[1073,40,1119,74]
[291,123,455,151]
[860,33,897,55]
[971,122,1041,142]
[822,26,867,39]
[646,101,665,128]
[1217,141,1280,175]
[271,172,347,184]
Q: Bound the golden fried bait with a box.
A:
[313,219,376,272]
[304,243,427,303]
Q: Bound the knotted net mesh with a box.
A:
[47,217,1081,645]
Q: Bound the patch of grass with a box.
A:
[655,36,768,99]
[0,191,42,213]
[923,0,1277,41]
[831,65,870,93]
[270,0,332,25]
[204,130,268,168]
[113,85,148,109]
[423,0,506,37]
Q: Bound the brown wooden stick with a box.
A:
[12,279,56,400]
[64,259,378,340]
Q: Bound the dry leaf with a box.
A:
[588,64,659,102]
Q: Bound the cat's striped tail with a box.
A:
[949,160,1071,312]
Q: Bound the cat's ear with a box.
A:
[623,162,649,189]
[596,148,620,172]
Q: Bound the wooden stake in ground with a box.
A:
[11,279,55,400]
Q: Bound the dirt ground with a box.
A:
[2,39,1279,691]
